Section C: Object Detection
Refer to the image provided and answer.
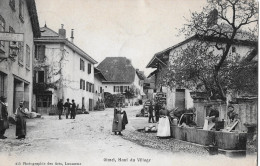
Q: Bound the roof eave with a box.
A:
[34,38,98,64]
[26,0,41,38]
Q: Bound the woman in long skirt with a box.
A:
[112,104,123,135]
[157,104,171,137]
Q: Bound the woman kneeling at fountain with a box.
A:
[157,104,171,138]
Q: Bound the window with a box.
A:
[38,71,45,83]
[92,84,94,93]
[80,79,86,90]
[123,86,128,93]
[120,86,123,93]
[100,87,102,93]
[80,59,85,71]
[113,86,120,93]
[26,45,30,68]
[18,42,24,64]
[88,63,91,74]
[0,15,5,51]
[35,45,45,61]
[19,0,24,22]
[80,79,83,89]
[9,0,16,11]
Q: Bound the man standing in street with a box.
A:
[64,99,71,119]
[15,101,29,139]
[0,96,9,139]
[57,99,63,120]
[148,102,155,123]
[154,101,161,122]
[70,99,76,119]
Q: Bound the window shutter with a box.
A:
[114,86,115,92]
[80,59,82,70]
[80,79,82,89]
[88,64,91,74]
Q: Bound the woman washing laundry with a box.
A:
[157,104,171,138]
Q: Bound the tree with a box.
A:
[161,0,258,100]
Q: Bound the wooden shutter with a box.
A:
[88,64,91,74]
[80,79,82,89]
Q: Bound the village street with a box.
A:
[0,106,256,166]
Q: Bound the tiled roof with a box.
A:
[97,57,135,83]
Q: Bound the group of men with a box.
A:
[0,97,29,140]
[148,101,162,123]
[57,98,77,120]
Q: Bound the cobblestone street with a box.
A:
[0,106,256,166]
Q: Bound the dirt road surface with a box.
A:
[0,106,256,166]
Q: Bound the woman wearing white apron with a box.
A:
[157,104,171,137]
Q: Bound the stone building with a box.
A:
[0,0,40,114]
[33,24,97,114]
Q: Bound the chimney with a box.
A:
[70,29,74,43]
[58,24,66,38]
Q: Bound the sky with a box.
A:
[35,0,208,76]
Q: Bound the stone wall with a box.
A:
[193,98,257,132]
[171,125,247,150]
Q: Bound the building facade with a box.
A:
[147,35,256,111]
[33,24,97,114]
[0,0,40,114]
[97,57,145,104]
